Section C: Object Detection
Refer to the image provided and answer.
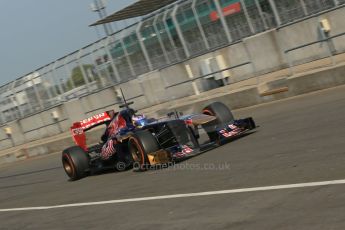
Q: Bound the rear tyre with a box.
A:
[62,146,90,180]
[128,130,160,171]
[202,102,234,142]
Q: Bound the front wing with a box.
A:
[148,117,257,164]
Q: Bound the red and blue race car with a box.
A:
[62,101,256,180]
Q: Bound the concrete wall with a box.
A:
[116,78,148,110]
[187,52,217,92]
[325,7,345,54]
[2,121,26,146]
[159,63,196,100]
[63,99,86,124]
[278,17,330,66]
[19,113,46,141]
[80,87,119,115]
[0,123,18,149]
[11,106,68,144]
[138,71,165,105]
[244,31,286,74]
[0,126,9,148]
[288,64,345,95]
[220,42,253,83]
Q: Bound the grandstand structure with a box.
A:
[0,0,344,124]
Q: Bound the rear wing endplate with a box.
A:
[70,111,113,150]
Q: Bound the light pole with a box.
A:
[89,0,122,84]
[90,0,113,36]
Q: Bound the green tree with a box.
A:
[66,64,94,90]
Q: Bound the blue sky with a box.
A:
[0,0,136,86]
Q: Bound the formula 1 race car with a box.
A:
[62,99,256,180]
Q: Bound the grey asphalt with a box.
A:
[1,85,345,230]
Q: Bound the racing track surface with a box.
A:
[1,85,345,230]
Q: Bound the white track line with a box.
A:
[1,179,345,212]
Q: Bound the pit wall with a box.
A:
[1,7,344,150]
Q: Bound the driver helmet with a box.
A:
[132,114,148,128]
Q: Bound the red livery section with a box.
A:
[78,112,112,130]
[210,2,242,21]
[70,122,88,151]
[70,111,113,151]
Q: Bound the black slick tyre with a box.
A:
[202,102,234,142]
[62,146,90,180]
[128,130,160,171]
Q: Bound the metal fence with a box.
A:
[0,0,344,125]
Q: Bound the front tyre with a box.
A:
[202,102,234,142]
[62,146,90,180]
[129,130,160,171]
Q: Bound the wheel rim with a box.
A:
[62,155,74,177]
[130,140,142,163]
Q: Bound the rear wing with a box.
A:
[70,111,114,151]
